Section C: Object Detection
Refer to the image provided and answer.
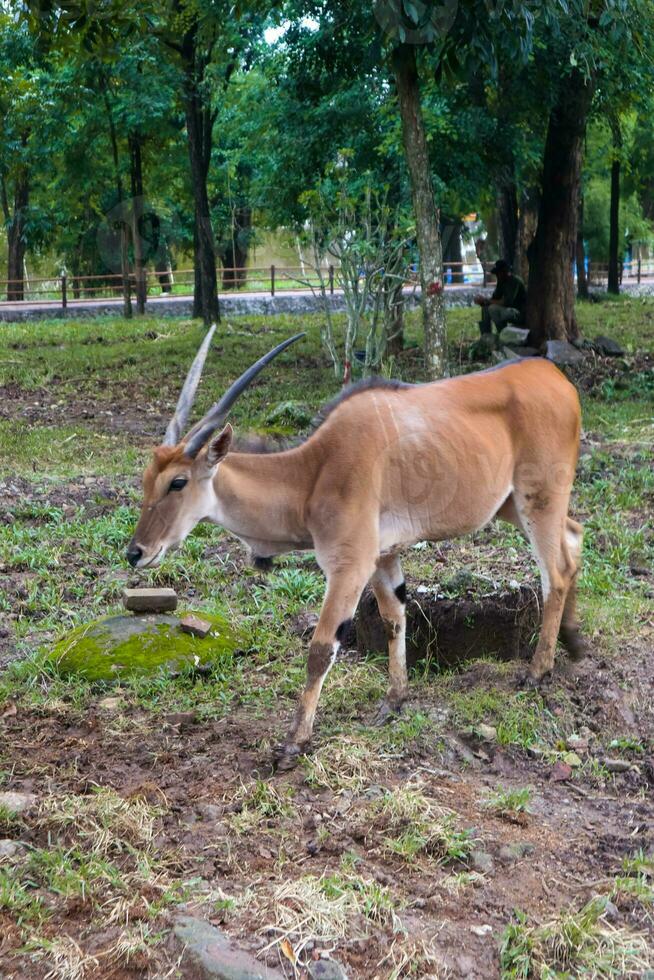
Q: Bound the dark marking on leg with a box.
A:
[307,641,335,680]
[382,617,401,641]
[394,582,407,604]
[335,619,352,645]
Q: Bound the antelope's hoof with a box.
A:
[520,669,550,690]
[560,628,589,663]
[373,699,405,727]
[273,742,306,772]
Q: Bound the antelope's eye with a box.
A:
[169,477,188,492]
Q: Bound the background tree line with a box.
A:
[2,0,654,376]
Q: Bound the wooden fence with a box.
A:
[1,258,652,307]
[0,261,488,307]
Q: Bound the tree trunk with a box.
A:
[129,131,147,314]
[103,89,132,319]
[608,119,621,295]
[6,175,29,302]
[576,195,589,299]
[182,30,219,325]
[392,43,446,378]
[526,71,593,345]
[496,181,519,265]
[222,206,251,289]
[514,188,539,284]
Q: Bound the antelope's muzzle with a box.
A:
[126,545,143,568]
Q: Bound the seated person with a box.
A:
[474,259,527,337]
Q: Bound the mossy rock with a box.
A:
[49,611,240,684]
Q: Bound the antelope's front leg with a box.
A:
[274,560,373,771]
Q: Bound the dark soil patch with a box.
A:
[356,584,540,669]
[0,382,167,440]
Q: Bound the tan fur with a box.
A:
[129,358,586,766]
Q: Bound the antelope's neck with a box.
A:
[210,446,315,550]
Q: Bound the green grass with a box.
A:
[500,897,653,978]
[483,786,533,818]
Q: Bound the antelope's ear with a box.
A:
[205,424,233,467]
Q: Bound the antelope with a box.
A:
[127,326,587,769]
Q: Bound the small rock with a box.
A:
[469,924,493,937]
[471,849,494,874]
[97,696,123,711]
[0,791,37,814]
[308,959,349,980]
[0,839,26,859]
[562,751,583,768]
[180,615,212,639]
[499,325,530,345]
[603,758,631,773]
[501,345,521,360]
[545,340,585,365]
[498,842,535,863]
[602,898,620,921]
[476,723,497,742]
[196,803,223,822]
[593,335,624,356]
[173,914,284,979]
[123,587,178,613]
[566,734,589,754]
[550,761,572,782]
[165,711,197,729]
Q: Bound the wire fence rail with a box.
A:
[0,261,485,307]
[0,259,652,308]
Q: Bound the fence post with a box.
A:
[328,264,334,294]
[61,272,67,310]
[270,265,275,297]
[638,258,642,284]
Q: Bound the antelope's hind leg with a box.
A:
[558,518,589,661]
[514,493,579,683]
[274,551,376,771]
[370,554,408,725]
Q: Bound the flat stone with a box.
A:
[0,791,37,814]
[545,340,585,365]
[498,325,530,345]
[180,615,212,639]
[173,915,284,979]
[593,334,624,356]
[308,959,349,980]
[123,587,178,613]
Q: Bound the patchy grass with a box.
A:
[483,786,533,819]
[500,897,653,979]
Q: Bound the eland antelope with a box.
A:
[127,327,587,769]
